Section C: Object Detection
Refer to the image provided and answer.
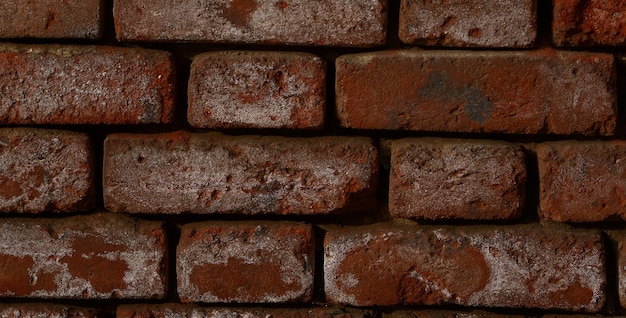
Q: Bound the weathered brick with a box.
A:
[188,51,326,129]
[538,140,626,222]
[103,132,377,215]
[336,49,616,135]
[0,303,98,318]
[324,224,605,311]
[384,310,523,318]
[0,43,175,124]
[113,0,387,47]
[0,128,94,213]
[177,221,314,303]
[615,231,626,309]
[0,0,103,39]
[553,0,626,46]
[399,0,536,47]
[118,304,363,318]
[389,138,526,220]
[0,213,168,299]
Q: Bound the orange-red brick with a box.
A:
[553,0,626,46]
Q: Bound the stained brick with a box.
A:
[103,132,377,215]
[177,221,314,303]
[553,0,626,46]
[399,0,536,47]
[0,128,94,213]
[614,231,626,309]
[0,0,103,39]
[384,310,523,318]
[0,43,175,124]
[324,224,605,311]
[117,304,363,318]
[538,140,626,222]
[113,0,387,47]
[0,213,168,299]
[335,49,616,135]
[389,138,526,220]
[0,303,99,318]
[188,51,326,129]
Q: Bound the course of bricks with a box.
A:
[3,0,626,317]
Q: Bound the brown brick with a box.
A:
[335,49,616,135]
[553,0,626,46]
[188,51,326,129]
[615,231,626,308]
[538,140,626,222]
[389,138,526,220]
[0,128,94,213]
[177,221,314,303]
[324,224,605,311]
[113,0,387,47]
[118,304,364,318]
[0,43,175,124]
[0,213,168,299]
[385,310,523,318]
[0,0,103,39]
[0,303,99,318]
[103,132,377,215]
[399,0,536,47]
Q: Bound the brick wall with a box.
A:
[1,0,626,317]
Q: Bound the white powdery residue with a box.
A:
[204,309,261,318]
[410,271,453,299]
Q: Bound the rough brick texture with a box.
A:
[389,138,526,220]
[384,310,523,318]
[335,49,616,135]
[0,213,168,299]
[0,0,103,39]
[118,304,362,318]
[0,303,98,318]
[538,140,626,222]
[0,43,175,124]
[324,224,605,311]
[113,0,387,47]
[104,132,377,215]
[0,128,94,213]
[188,51,326,129]
[177,221,314,303]
[399,0,536,47]
[553,0,626,46]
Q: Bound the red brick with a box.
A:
[113,0,387,47]
[188,51,326,129]
[0,43,175,125]
[0,128,94,213]
[103,132,377,215]
[385,310,523,318]
[538,140,626,222]
[389,138,526,220]
[0,213,168,299]
[553,0,626,46]
[615,231,626,308]
[0,0,103,39]
[0,303,98,318]
[118,304,363,318]
[335,49,616,135]
[324,224,605,311]
[177,221,314,303]
[399,0,536,47]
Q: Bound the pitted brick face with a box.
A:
[188,51,326,129]
[113,0,387,47]
[324,224,605,312]
[0,128,94,213]
[0,213,168,299]
[0,43,175,125]
[176,221,314,303]
[117,304,364,318]
[553,0,626,46]
[0,303,98,318]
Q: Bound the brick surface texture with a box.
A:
[103,132,377,215]
[0,128,94,213]
[177,221,314,303]
[117,304,363,318]
[389,138,526,220]
[0,0,103,39]
[538,140,626,222]
[113,0,387,47]
[188,51,326,129]
[336,49,616,135]
[0,44,175,125]
[324,224,605,311]
[399,0,536,47]
[553,0,626,46]
[0,213,167,299]
[0,303,98,318]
